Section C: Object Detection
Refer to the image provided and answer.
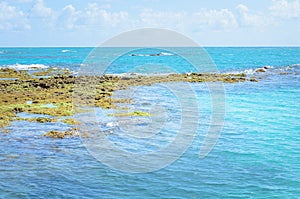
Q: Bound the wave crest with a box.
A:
[231,64,299,75]
[1,64,49,70]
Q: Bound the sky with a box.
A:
[0,0,299,46]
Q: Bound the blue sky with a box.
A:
[0,0,299,46]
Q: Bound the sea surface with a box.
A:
[0,47,299,198]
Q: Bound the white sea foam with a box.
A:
[277,64,300,72]
[243,68,256,75]
[2,64,49,70]
[160,52,174,56]
[106,122,118,127]
[229,64,300,76]
[61,49,76,53]
[227,65,275,75]
[263,66,273,69]
[227,68,255,75]
[288,64,300,68]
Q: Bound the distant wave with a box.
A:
[61,49,76,53]
[1,64,49,70]
[243,66,273,75]
[227,66,272,75]
[231,64,299,75]
[130,52,174,57]
[286,63,300,69]
[160,52,173,56]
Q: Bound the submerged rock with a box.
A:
[1,129,9,134]
[250,77,259,82]
[61,118,79,125]
[31,117,57,123]
[44,130,65,138]
[44,128,78,139]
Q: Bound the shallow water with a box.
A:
[0,47,299,198]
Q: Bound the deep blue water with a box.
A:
[0,47,299,198]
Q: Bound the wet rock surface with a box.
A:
[0,69,259,131]
[44,128,79,139]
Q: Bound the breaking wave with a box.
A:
[230,64,300,75]
[0,64,49,70]
[61,49,77,53]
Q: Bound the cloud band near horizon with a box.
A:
[0,0,299,46]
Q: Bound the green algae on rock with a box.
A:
[0,68,30,79]
[44,128,78,139]
[0,70,258,129]
[18,117,58,123]
[61,118,80,125]
[32,68,71,77]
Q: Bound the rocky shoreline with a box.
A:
[0,68,259,137]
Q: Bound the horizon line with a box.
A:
[0,45,300,48]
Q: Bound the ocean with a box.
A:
[0,47,299,198]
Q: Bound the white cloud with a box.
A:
[101,4,111,9]
[11,0,32,3]
[138,9,186,29]
[193,9,238,30]
[270,0,300,18]
[83,3,128,27]
[56,3,128,30]
[135,8,238,32]
[237,4,249,13]
[237,4,272,28]
[57,5,79,30]
[0,2,30,30]
[3,0,297,38]
[31,0,53,18]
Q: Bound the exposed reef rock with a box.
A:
[44,128,78,139]
[0,69,258,129]
[255,68,266,73]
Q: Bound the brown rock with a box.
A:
[255,68,266,73]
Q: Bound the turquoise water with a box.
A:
[0,47,299,72]
[0,47,300,198]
